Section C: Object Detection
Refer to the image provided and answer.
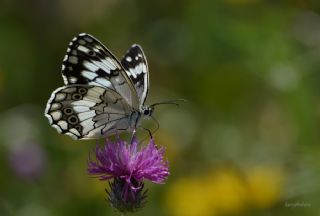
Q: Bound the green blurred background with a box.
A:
[1,0,320,215]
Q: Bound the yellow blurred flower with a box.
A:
[166,177,214,216]
[165,166,285,216]
[246,166,285,209]
[205,168,249,214]
[165,168,248,216]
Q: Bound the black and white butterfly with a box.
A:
[45,33,154,140]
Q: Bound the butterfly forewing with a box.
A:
[121,44,149,109]
[61,33,139,109]
[45,85,133,139]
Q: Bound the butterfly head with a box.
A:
[142,106,154,116]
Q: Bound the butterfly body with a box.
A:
[45,33,151,140]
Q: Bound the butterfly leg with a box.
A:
[132,126,154,145]
[129,129,137,144]
[140,126,152,139]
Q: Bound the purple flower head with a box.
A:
[88,135,169,212]
[9,140,46,180]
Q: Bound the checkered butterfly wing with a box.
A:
[61,33,139,108]
[45,85,134,139]
[121,44,149,109]
[45,33,140,140]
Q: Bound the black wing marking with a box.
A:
[61,33,139,109]
[121,44,149,109]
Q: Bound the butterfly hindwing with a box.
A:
[61,33,139,109]
[45,85,134,139]
[121,44,149,109]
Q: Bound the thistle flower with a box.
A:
[88,136,169,212]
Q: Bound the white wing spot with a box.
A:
[136,63,143,75]
[129,68,137,78]
[55,93,66,101]
[57,120,68,130]
[82,71,98,80]
[68,56,78,64]
[94,60,110,74]
[102,58,117,70]
[84,61,99,72]
[78,45,89,53]
[126,56,132,62]
[63,55,68,61]
[69,128,81,136]
[51,111,62,121]
[50,103,61,110]
[69,76,78,83]
[135,56,139,60]
[95,78,112,87]
[52,124,62,133]
[78,39,86,45]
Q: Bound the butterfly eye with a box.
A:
[78,88,87,94]
[68,115,79,125]
[143,109,150,115]
[63,108,73,115]
[72,93,82,100]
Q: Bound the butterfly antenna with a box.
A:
[150,98,187,108]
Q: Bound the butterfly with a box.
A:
[45,33,154,140]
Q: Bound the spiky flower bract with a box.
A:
[107,178,147,213]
